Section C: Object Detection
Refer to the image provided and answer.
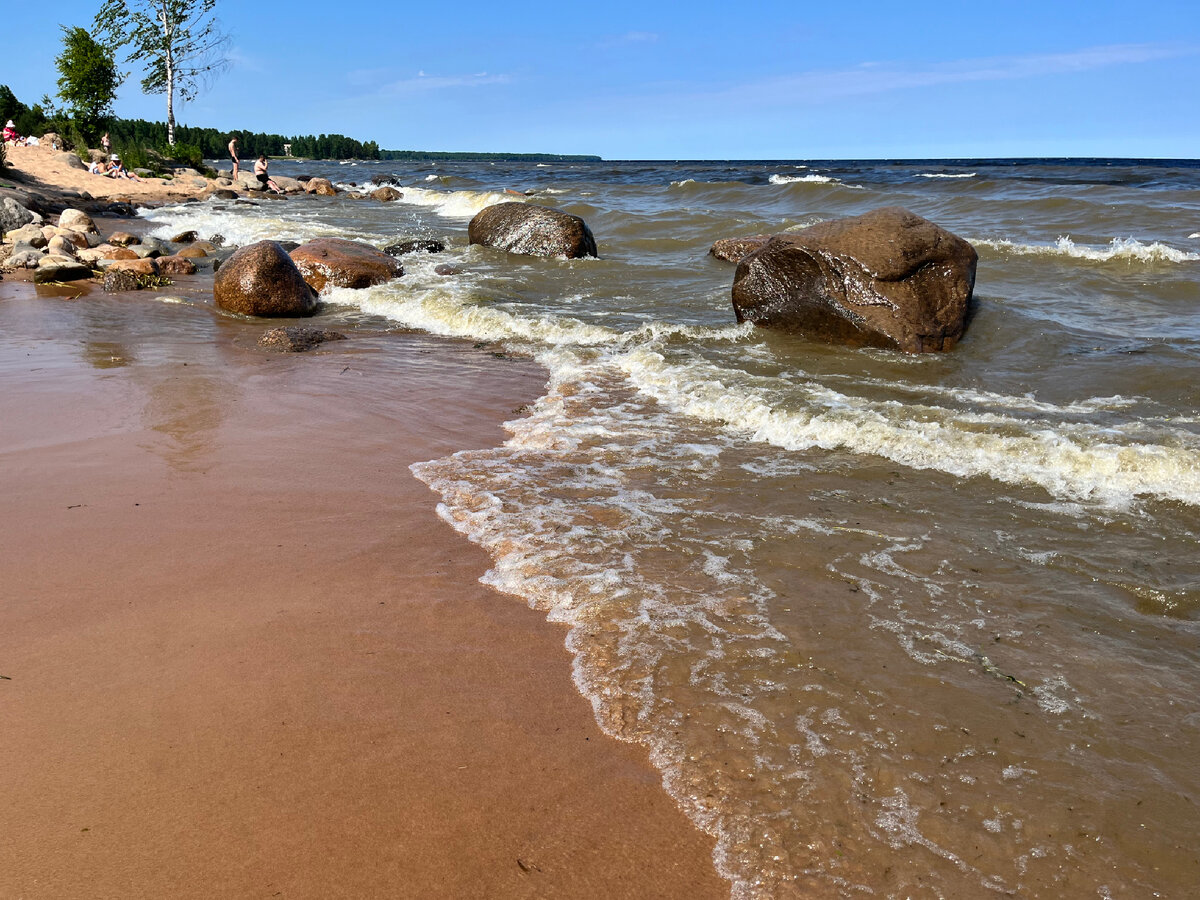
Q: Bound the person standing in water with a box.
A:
[228,135,239,180]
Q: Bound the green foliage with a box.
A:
[94,0,230,144]
[55,26,121,143]
[1,84,50,139]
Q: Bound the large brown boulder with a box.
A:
[731,207,977,353]
[468,202,597,259]
[370,186,402,202]
[710,234,770,263]
[304,177,338,196]
[289,238,403,293]
[213,240,319,317]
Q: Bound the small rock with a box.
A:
[103,268,143,292]
[371,186,403,202]
[157,255,198,276]
[434,264,462,276]
[34,260,92,283]
[178,246,208,258]
[385,238,445,256]
[170,230,199,244]
[58,209,99,234]
[108,231,141,247]
[257,326,348,353]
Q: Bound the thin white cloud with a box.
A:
[380,71,512,93]
[718,42,1195,102]
[597,30,660,49]
[225,46,264,73]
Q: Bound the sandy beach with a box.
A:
[0,159,726,897]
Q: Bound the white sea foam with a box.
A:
[393,185,523,219]
[769,173,834,184]
[917,172,976,179]
[138,201,387,246]
[975,235,1200,263]
[611,346,1200,509]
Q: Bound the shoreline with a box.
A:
[0,165,727,896]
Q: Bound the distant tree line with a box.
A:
[3,84,599,163]
[378,149,601,162]
[105,119,381,160]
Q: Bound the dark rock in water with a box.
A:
[258,326,347,353]
[213,189,238,200]
[370,174,400,186]
[434,264,462,276]
[468,202,597,259]
[731,207,978,353]
[294,174,315,183]
[371,186,402,202]
[213,241,319,317]
[384,238,445,257]
[170,230,199,244]
[108,231,140,247]
[209,233,226,247]
[289,238,403,292]
[277,241,301,253]
[710,234,771,263]
[104,268,143,292]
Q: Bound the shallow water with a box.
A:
[147,157,1200,897]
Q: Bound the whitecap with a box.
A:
[974,235,1200,263]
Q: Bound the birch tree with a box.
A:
[93,0,229,146]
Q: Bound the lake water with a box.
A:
[144,157,1200,898]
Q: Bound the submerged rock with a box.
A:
[257,326,347,353]
[370,186,403,202]
[289,238,403,293]
[731,207,978,353]
[384,238,445,256]
[213,241,319,317]
[468,202,597,259]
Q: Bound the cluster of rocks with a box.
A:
[208,170,403,203]
[0,198,240,288]
[4,164,980,354]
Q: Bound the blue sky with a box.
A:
[5,1,1199,159]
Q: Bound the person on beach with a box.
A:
[3,120,28,146]
[107,154,141,181]
[100,132,111,155]
[228,135,239,180]
[254,155,281,193]
[88,157,111,175]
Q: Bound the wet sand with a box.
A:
[0,271,726,897]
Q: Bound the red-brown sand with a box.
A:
[0,268,725,897]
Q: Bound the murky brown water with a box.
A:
[140,157,1200,897]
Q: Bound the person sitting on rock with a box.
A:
[254,155,281,193]
[107,155,141,181]
[3,120,28,146]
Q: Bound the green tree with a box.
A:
[55,27,121,144]
[93,0,229,146]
